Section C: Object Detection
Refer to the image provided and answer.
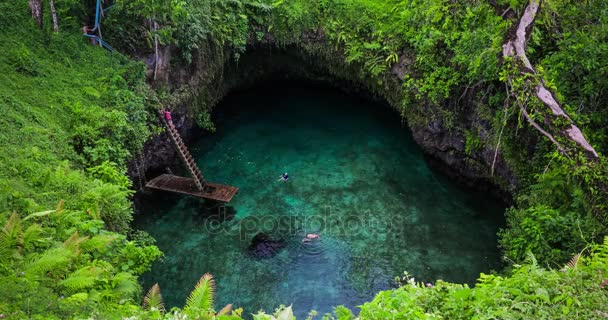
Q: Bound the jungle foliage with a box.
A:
[0,1,153,229]
[2,0,608,318]
[0,1,162,318]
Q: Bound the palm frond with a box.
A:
[185,273,215,312]
[143,283,165,313]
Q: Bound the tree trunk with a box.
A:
[49,0,59,32]
[153,20,159,81]
[502,0,599,160]
[28,0,44,29]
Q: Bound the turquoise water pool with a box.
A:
[134,82,505,318]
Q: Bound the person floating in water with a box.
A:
[302,233,320,243]
[278,172,289,182]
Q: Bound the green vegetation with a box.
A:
[1,0,608,318]
[464,130,482,156]
[0,1,161,318]
[0,1,152,229]
[355,239,608,319]
[535,0,608,153]
[267,0,608,266]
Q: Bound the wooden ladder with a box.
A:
[160,113,206,191]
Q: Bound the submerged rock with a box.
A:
[248,233,286,259]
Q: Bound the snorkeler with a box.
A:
[278,172,289,182]
[302,233,320,242]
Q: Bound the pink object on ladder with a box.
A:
[163,111,172,121]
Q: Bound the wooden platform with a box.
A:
[146,174,238,203]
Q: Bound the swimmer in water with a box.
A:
[278,172,289,182]
[302,233,320,242]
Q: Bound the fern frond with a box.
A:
[385,52,399,65]
[60,266,100,293]
[56,199,65,212]
[1,212,23,251]
[63,231,90,255]
[245,1,273,12]
[217,304,232,316]
[0,212,23,261]
[185,273,215,312]
[81,234,118,253]
[525,251,538,266]
[599,236,608,258]
[592,236,608,262]
[365,54,387,76]
[23,223,45,252]
[25,247,72,277]
[143,283,165,313]
[0,240,9,262]
[111,272,140,299]
[3,212,20,234]
[564,254,581,269]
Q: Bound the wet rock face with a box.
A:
[408,97,517,202]
[145,46,172,85]
[127,110,200,189]
[247,233,286,259]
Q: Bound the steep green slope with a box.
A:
[0,1,151,229]
[0,2,161,318]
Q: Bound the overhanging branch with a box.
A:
[502,0,599,160]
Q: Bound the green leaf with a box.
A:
[185,273,215,312]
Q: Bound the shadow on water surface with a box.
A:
[133,80,506,319]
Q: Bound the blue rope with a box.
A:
[92,0,101,32]
[84,34,114,52]
[84,0,114,52]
